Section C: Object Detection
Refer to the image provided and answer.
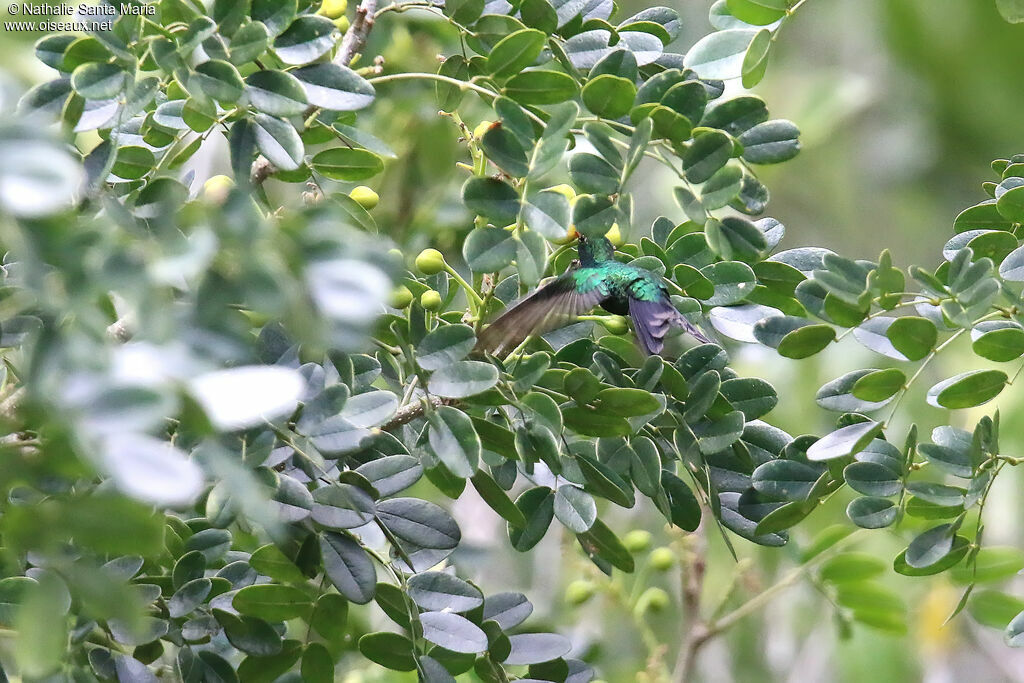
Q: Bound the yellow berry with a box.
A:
[333,15,350,31]
[389,285,413,309]
[202,174,234,203]
[606,222,624,247]
[420,289,442,311]
[599,315,628,335]
[318,0,348,18]
[565,580,596,606]
[473,120,494,140]
[623,530,652,553]
[649,547,675,571]
[638,587,670,612]
[415,248,447,275]
[349,185,379,210]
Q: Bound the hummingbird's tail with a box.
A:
[628,297,711,355]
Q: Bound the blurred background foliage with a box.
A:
[2,0,1024,681]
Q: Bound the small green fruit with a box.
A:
[623,530,652,553]
[638,587,670,612]
[333,15,350,31]
[415,248,447,275]
[349,185,379,210]
[599,315,629,335]
[649,547,675,571]
[420,289,442,311]
[318,0,348,17]
[202,174,234,203]
[390,285,413,309]
[565,580,596,606]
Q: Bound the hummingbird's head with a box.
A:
[576,233,615,265]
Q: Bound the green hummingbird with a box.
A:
[475,234,710,357]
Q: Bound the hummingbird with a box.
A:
[475,234,710,357]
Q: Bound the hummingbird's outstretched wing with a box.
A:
[475,268,608,357]
[627,282,711,356]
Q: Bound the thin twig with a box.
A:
[380,395,448,431]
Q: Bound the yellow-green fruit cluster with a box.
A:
[649,547,675,571]
[202,174,234,203]
[415,248,447,275]
[637,587,670,612]
[389,285,413,309]
[420,290,442,311]
[623,529,652,553]
[565,580,596,606]
[317,0,347,18]
[349,185,378,210]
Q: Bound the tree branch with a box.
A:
[250,0,380,185]
[380,395,447,431]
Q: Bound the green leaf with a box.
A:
[418,325,476,371]
[926,370,1007,409]
[245,69,308,116]
[358,632,417,671]
[554,484,597,532]
[312,483,376,529]
[969,590,1024,629]
[819,552,887,583]
[408,572,484,612]
[463,177,521,223]
[951,547,1024,584]
[741,28,771,87]
[471,471,527,526]
[572,194,617,237]
[508,487,555,551]
[274,15,337,64]
[111,146,155,180]
[595,387,660,417]
[310,148,383,181]
[683,28,759,79]
[843,461,902,497]
[301,643,335,683]
[320,532,376,603]
[192,60,245,102]
[521,0,559,32]
[846,496,898,529]
[376,498,461,549]
[705,216,768,262]
[973,325,1024,362]
[906,482,966,507]
[504,632,573,666]
[233,584,311,621]
[488,29,548,78]
[504,70,579,104]
[216,611,283,657]
[777,324,835,358]
[998,0,1024,21]
[582,74,636,118]
[292,63,375,110]
[683,131,733,184]
[851,368,905,402]
[806,421,882,461]
[739,120,800,164]
[522,189,571,240]
[575,517,636,574]
[250,544,307,584]
[885,316,937,360]
[569,153,620,194]
[252,113,304,171]
[481,124,530,177]
[662,470,701,531]
[421,611,489,654]
[428,406,481,478]
[428,360,499,398]
[904,523,959,569]
[444,0,484,23]
[703,261,757,305]
[751,459,822,501]
[71,62,127,99]
[726,0,788,24]
[463,226,516,272]
[229,20,270,64]
[1000,242,1024,281]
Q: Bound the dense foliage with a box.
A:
[2,0,1024,680]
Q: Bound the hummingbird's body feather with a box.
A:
[475,235,709,357]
